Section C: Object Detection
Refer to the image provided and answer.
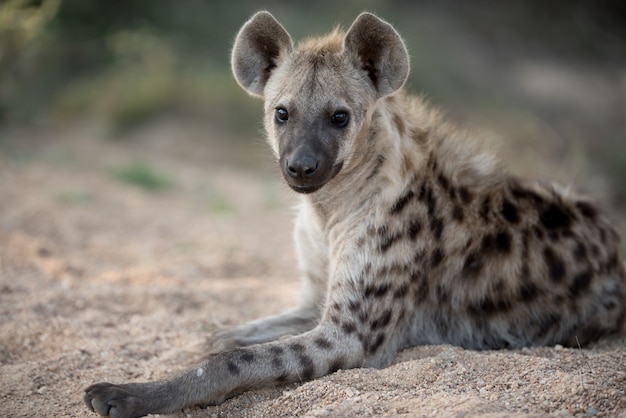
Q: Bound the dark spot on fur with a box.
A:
[271,355,283,369]
[426,187,437,217]
[540,204,573,230]
[459,187,472,204]
[430,248,444,268]
[448,186,457,201]
[410,269,422,283]
[495,231,512,253]
[519,282,538,302]
[240,351,254,363]
[227,361,240,376]
[412,279,428,303]
[548,230,560,242]
[569,270,593,297]
[576,201,598,220]
[408,220,422,240]
[393,113,406,136]
[379,231,402,253]
[374,282,390,298]
[328,358,345,374]
[371,309,392,330]
[412,127,429,144]
[481,234,501,254]
[418,182,427,201]
[573,241,587,261]
[430,217,444,240]
[342,322,356,334]
[590,244,600,257]
[393,282,409,299]
[269,346,284,355]
[501,199,521,224]
[543,247,566,282]
[533,226,545,240]
[299,354,315,381]
[390,190,415,215]
[358,309,369,323]
[367,333,386,354]
[609,251,621,271]
[365,155,386,182]
[480,196,491,222]
[436,283,450,303]
[452,205,464,222]
[289,343,305,353]
[348,299,361,313]
[437,174,450,191]
[314,337,333,350]
[462,253,483,278]
[363,263,372,276]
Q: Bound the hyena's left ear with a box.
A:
[344,13,410,98]
[232,11,293,97]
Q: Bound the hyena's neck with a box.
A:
[307,91,503,233]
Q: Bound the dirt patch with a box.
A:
[1,121,625,417]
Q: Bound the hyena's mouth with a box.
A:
[285,161,344,194]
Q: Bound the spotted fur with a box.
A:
[83,12,626,418]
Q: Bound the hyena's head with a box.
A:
[232,12,409,193]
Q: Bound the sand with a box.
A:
[1,121,624,417]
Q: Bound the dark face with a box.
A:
[263,50,373,194]
[274,105,348,194]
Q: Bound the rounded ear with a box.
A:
[344,13,410,98]
[231,11,293,97]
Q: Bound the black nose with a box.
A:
[286,154,319,179]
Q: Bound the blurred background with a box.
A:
[0,0,625,252]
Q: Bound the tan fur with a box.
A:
[83,12,626,418]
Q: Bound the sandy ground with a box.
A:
[1,120,625,418]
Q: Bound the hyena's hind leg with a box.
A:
[207,305,320,353]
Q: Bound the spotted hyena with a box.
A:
[83,11,626,418]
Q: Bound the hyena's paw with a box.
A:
[83,383,144,418]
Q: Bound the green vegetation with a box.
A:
[57,189,94,205]
[204,187,235,215]
[112,161,172,192]
[1,0,624,207]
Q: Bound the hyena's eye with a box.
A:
[275,107,289,123]
[331,111,349,128]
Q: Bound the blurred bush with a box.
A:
[0,0,624,206]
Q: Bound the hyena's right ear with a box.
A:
[231,11,293,97]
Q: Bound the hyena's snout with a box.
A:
[280,144,343,194]
[286,146,319,180]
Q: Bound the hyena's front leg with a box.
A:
[83,322,363,418]
[84,260,403,417]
